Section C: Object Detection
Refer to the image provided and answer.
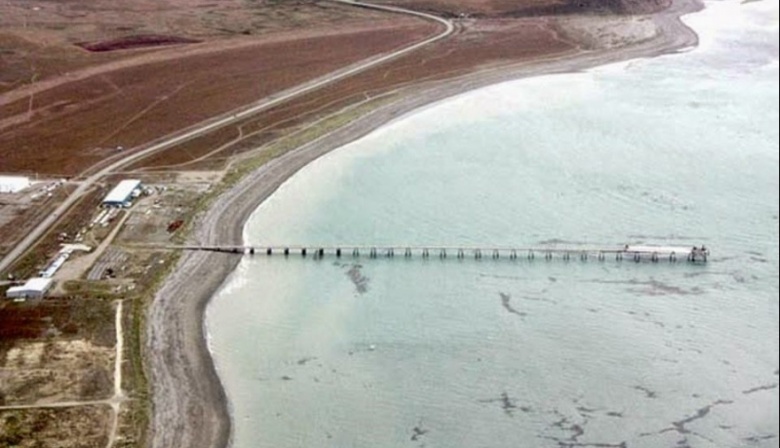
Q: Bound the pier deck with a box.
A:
[166,244,709,262]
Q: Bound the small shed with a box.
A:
[102,179,142,207]
[5,277,53,299]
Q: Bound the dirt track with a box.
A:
[146,0,701,447]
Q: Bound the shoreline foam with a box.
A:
[146,1,704,446]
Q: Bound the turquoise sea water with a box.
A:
[207,1,779,447]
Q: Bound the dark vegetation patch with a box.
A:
[76,35,202,52]
[0,297,115,354]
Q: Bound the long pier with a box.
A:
[169,244,709,263]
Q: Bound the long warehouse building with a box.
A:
[102,179,142,207]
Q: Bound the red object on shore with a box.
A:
[167,220,184,233]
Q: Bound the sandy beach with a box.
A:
[145,1,703,446]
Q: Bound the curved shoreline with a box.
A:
[146,1,703,447]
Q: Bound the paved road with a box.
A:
[0,0,453,275]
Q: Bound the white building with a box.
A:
[0,175,31,193]
[102,179,142,207]
[39,252,70,278]
[6,277,53,299]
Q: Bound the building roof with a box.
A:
[6,277,53,297]
[39,252,69,278]
[103,179,141,204]
[24,277,53,291]
[0,175,31,193]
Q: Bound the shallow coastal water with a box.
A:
[207,1,779,447]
